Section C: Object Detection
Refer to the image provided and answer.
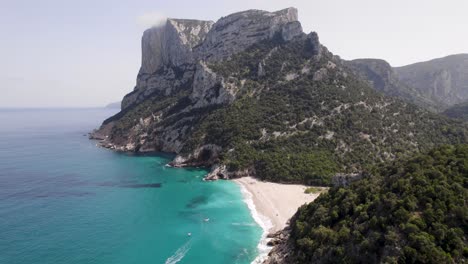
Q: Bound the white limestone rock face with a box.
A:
[140,19,214,74]
[190,61,237,108]
[122,64,196,109]
[123,8,305,110]
[122,19,214,109]
[195,7,302,62]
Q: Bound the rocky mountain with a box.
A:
[91,7,467,185]
[346,59,439,111]
[394,54,468,109]
[346,54,468,112]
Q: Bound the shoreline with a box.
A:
[236,181,273,263]
[234,177,323,263]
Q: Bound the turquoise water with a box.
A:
[0,108,262,264]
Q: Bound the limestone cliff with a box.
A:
[92,7,309,156]
[122,19,214,109]
[195,8,302,61]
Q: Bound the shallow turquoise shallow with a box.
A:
[0,108,262,264]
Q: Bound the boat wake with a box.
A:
[165,239,192,264]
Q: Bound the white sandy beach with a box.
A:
[234,177,323,233]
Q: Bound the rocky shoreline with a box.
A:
[89,129,256,180]
[263,228,296,264]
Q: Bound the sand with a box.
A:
[234,177,323,233]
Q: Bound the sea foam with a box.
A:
[237,183,273,264]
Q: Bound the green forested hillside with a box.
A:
[181,36,467,184]
[444,101,468,121]
[289,144,468,263]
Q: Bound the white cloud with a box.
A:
[136,11,167,28]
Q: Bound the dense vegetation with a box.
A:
[444,101,468,121]
[182,36,467,184]
[289,145,468,263]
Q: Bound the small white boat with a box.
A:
[187,232,192,236]
[203,218,210,222]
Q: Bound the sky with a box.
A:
[1,0,467,108]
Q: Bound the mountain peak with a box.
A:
[196,7,302,61]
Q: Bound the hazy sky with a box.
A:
[1,0,467,107]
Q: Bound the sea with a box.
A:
[0,108,264,264]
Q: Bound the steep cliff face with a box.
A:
[195,8,302,61]
[120,8,302,111]
[139,19,214,74]
[122,19,214,110]
[394,54,468,109]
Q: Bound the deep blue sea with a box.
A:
[0,108,262,264]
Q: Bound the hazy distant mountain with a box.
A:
[394,54,468,109]
[105,101,121,109]
[346,59,439,112]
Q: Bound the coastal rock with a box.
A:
[263,228,296,264]
[88,122,114,140]
[204,164,228,180]
[169,144,222,168]
[204,165,255,180]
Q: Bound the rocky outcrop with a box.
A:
[122,19,213,110]
[263,228,297,264]
[122,64,197,109]
[203,165,255,181]
[190,61,236,108]
[139,19,214,75]
[332,172,364,187]
[169,144,222,167]
[195,8,301,62]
